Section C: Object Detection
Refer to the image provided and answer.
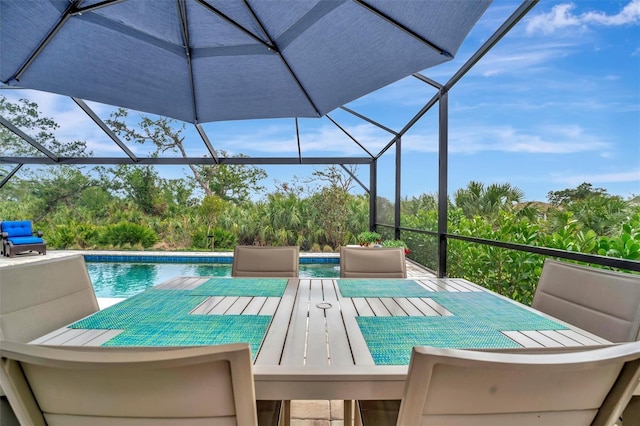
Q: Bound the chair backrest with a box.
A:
[0,221,33,238]
[339,246,407,278]
[0,341,259,426]
[0,255,99,342]
[395,343,640,426]
[232,245,299,277]
[532,259,640,343]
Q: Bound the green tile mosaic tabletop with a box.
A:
[356,292,569,365]
[191,277,288,297]
[70,289,272,359]
[337,279,432,298]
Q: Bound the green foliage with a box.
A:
[311,186,351,249]
[190,227,237,250]
[381,239,408,248]
[453,181,524,218]
[547,182,608,206]
[595,214,640,259]
[111,165,167,216]
[98,222,158,248]
[357,231,382,246]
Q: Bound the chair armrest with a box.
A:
[35,231,43,237]
[1,231,7,240]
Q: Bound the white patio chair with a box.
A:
[0,341,280,426]
[0,255,99,397]
[232,245,299,277]
[532,258,640,343]
[339,246,407,278]
[359,343,640,425]
[532,258,640,424]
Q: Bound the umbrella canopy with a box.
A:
[1,0,491,123]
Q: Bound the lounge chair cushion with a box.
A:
[5,236,44,245]
[1,221,37,239]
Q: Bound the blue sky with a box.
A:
[3,0,639,203]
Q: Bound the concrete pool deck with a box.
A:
[1,249,435,425]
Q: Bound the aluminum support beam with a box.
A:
[437,89,448,278]
[195,124,219,163]
[340,164,369,194]
[72,98,138,161]
[0,116,59,161]
[326,114,375,158]
[447,0,538,90]
[0,163,22,189]
[0,156,373,166]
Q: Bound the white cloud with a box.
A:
[449,125,612,154]
[526,1,640,35]
[401,124,612,155]
[471,42,574,77]
[552,170,640,186]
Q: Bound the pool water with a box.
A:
[87,262,340,298]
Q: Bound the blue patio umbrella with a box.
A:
[0,0,491,123]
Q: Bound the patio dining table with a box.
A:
[31,276,611,406]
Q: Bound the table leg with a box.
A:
[344,400,353,426]
[279,400,290,426]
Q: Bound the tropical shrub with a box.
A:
[98,222,158,248]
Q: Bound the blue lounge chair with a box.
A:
[1,220,46,257]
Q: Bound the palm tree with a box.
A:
[453,181,525,219]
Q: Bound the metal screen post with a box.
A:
[370,160,377,232]
[395,136,401,240]
[437,89,449,277]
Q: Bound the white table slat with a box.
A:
[405,298,443,316]
[366,298,391,316]
[450,278,484,292]
[557,329,609,346]
[538,330,586,347]
[501,331,545,348]
[520,331,565,347]
[227,297,254,314]
[336,281,375,366]
[351,298,375,316]
[241,296,267,315]
[163,276,206,290]
[415,279,440,292]
[30,327,76,344]
[379,298,408,316]
[154,276,184,289]
[81,330,124,346]
[423,278,461,292]
[260,297,281,316]
[63,329,115,346]
[255,279,298,365]
[420,298,454,316]
[191,296,224,314]
[208,296,240,314]
[306,279,330,366]
[323,280,354,367]
[433,279,469,292]
[281,279,312,366]
[393,298,426,316]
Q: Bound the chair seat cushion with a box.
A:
[7,236,44,245]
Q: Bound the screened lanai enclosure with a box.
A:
[1,0,638,277]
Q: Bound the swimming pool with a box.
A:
[85,255,340,298]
